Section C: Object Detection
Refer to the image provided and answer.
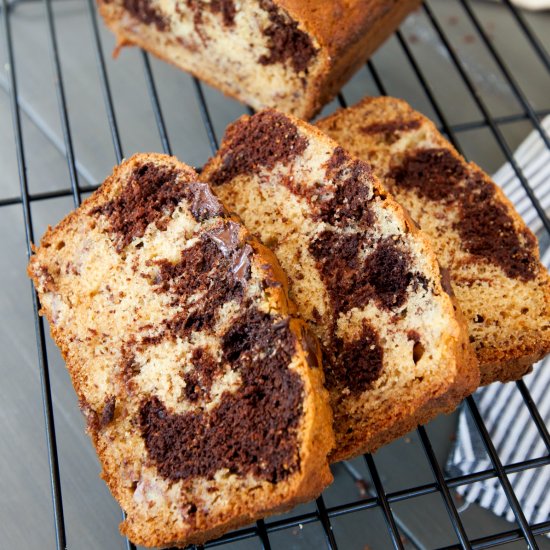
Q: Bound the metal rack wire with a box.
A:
[1,0,549,548]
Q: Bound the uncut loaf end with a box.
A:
[98,0,420,119]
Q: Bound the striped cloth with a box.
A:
[446,116,550,526]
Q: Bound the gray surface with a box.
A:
[1,0,550,548]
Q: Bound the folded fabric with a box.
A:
[447,116,550,527]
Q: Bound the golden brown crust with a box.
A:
[97,0,420,119]
[28,153,334,548]
[317,96,550,385]
[279,0,422,117]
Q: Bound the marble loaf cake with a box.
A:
[317,96,550,384]
[98,0,420,119]
[27,153,334,547]
[203,110,479,461]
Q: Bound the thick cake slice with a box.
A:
[98,0,420,119]
[28,153,334,547]
[203,110,478,461]
[317,96,550,384]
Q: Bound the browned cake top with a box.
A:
[276,0,402,57]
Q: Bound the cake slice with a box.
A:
[28,153,334,547]
[202,110,478,461]
[98,0,420,119]
[317,96,550,384]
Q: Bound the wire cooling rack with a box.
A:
[1,0,549,549]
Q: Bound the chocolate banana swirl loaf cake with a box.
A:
[28,153,334,547]
[318,96,550,384]
[203,110,479,461]
[97,0,420,119]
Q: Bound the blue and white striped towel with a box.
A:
[447,116,550,526]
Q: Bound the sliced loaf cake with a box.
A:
[203,110,479,461]
[98,0,420,119]
[28,153,334,547]
[317,96,550,384]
